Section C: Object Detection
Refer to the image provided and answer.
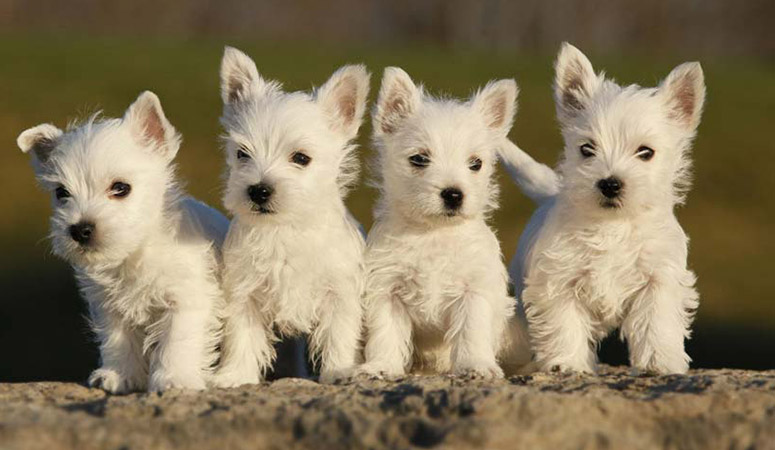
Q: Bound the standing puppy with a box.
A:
[214,48,369,386]
[359,68,525,379]
[502,43,704,374]
[18,92,228,393]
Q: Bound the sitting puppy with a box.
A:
[213,47,369,386]
[501,43,705,374]
[359,67,527,379]
[18,92,228,393]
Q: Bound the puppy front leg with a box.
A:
[358,285,413,378]
[447,291,503,379]
[524,286,598,373]
[622,269,698,374]
[313,287,362,384]
[148,303,211,392]
[214,297,275,387]
[87,303,147,394]
[498,301,535,376]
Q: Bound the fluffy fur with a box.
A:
[358,67,531,379]
[501,43,705,374]
[213,47,369,386]
[18,92,228,393]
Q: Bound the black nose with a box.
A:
[247,183,273,205]
[597,177,623,199]
[69,222,95,244]
[440,187,464,210]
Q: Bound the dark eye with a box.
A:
[291,151,311,166]
[55,186,70,201]
[580,143,595,158]
[409,153,431,168]
[469,157,483,172]
[110,181,131,199]
[237,147,251,160]
[637,146,655,161]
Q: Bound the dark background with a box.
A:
[1,0,773,382]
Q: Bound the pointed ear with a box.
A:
[123,91,180,161]
[373,67,421,136]
[220,46,277,104]
[316,64,370,140]
[17,124,63,164]
[472,79,518,136]
[554,42,600,120]
[659,62,705,131]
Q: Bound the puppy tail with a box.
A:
[497,138,559,205]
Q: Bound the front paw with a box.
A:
[319,367,356,384]
[212,368,261,388]
[88,368,143,394]
[452,360,504,380]
[354,361,405,380]
[148,369,206,392]
[541,361,596,374]
[632,357,689,376]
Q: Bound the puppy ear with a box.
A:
[123,91,180,161]
[220,46,278,104]
[659,62,705,131]
[554,42,599,120]
[316,64,370,140]
[17,124,63,164]
[472,79,518,136]
[373,67,421,136]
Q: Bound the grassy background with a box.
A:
[1,35,773,380]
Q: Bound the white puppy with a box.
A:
[18,92,228,393]
[213,47,369,386]
[500,43,704,374]
[359,68,529,379]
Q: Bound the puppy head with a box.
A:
[553,43,705,217]
[219,47,369,224]
[18,91,180,267]
[372,67,517,225]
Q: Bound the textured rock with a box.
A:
[1,366,773,450]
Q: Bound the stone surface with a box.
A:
[1,366,774,450]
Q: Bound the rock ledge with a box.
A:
[1,366,773,450]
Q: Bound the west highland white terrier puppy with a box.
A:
[213,47,369,386]
[18,92,229,393]
[358,67,530,379]
[500,43,705,374]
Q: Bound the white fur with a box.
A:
[213,47,369,386]
[358,67,531,379]
[18,92,228,393]
[503,43,704,375]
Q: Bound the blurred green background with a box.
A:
[1,0,773,381]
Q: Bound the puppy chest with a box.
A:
[542,236,646,323]
[252,258,356,332]
[85,275,167,327]
[584,257,644,321]
[395,254,497,326]
[575,255,646,326]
